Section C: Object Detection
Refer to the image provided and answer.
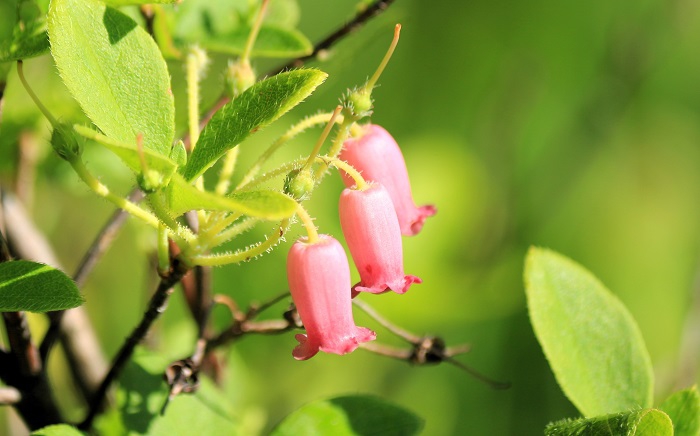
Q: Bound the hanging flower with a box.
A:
[339,183,421,295]
[339,124,436,236]
[287,234,376,360]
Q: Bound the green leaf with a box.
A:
[172,0,301,45]
[95,348,239,435]
[31,424,85,436]
[200,25,312,58]
[524,247,654,417]
[660,386,700,436]
[271,395,424,436]
[167,174,297,220]
[48,0,175,157]
[73,125,178,183]
[0,260,83,312]
[182,69,327,181]
[545,409,673,436]
[0,1,49,62]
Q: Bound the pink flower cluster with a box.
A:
[286,125,436,360]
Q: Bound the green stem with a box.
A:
[186,46,207,149]
[317,156,368,190]
[157,224,169,275]
[362,24,401,94]
[70,159,161,230]
[16,61,58,126]
[207,216,260,248]
[295,203,318,243]
[237,112,342,189]
[215,147,239,195]
[241,0,269,63]
[301,105,342,171]
[192,219,289,266]
[313,117,354,180]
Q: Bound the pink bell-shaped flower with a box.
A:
[339,183,421,295]
[287,234,376,360]
[339,124,436,236]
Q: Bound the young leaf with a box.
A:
[31,424,85,436]
[660,386,700,436]
[167,174,297,220]
[545,409,673,436]
[524,247,654,417]
[48,0,175,157]
[73,125,178,183]
[0,260,84,312]
[200,25,312,58]
[182,69,327,181]
[271,395,424,436]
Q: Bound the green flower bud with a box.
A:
[50,123,82,161]
[347,88,373,118]
[284,169,315,201]
[137,169,165,194]
[225,60,256,98]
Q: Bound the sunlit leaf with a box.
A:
[524,247,654,417]
[48,0,175,156]
[660,386,700,436]
[73,124,178,183]
[167,174,297,220]
[95,348,239,436]
[0,260,83,312]
[272,395,424,436]
[545,409,673,436]
[31,424,85,436]
[182,69,327,181]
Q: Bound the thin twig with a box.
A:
[352,298,421,343]
[270,0,397,75]
[79,258,190,431]
[0,387,22,405]
[2,312,41,376]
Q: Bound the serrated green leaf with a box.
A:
[0,260,83,312]
[48,0,175,156]
[545,409,673,436]
[96,347,239,436]
[182,69,327,181]
[199,25,312,58]
[167,174,297,220]
[0,1,49,62]
[31,424,85,436]
[524,247,654,417]
[272,395,424,436]
[660,386,700,436]
[73,124,178,182]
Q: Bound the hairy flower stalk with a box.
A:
[339,183,421,295]
[340,124,436,236]
[287,235,375,360]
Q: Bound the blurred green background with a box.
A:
[2,0,700,434]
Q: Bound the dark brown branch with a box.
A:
[270,0,397,75]
[183,0,397,150]
[2,312,41,376]
[79,257,190,431]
